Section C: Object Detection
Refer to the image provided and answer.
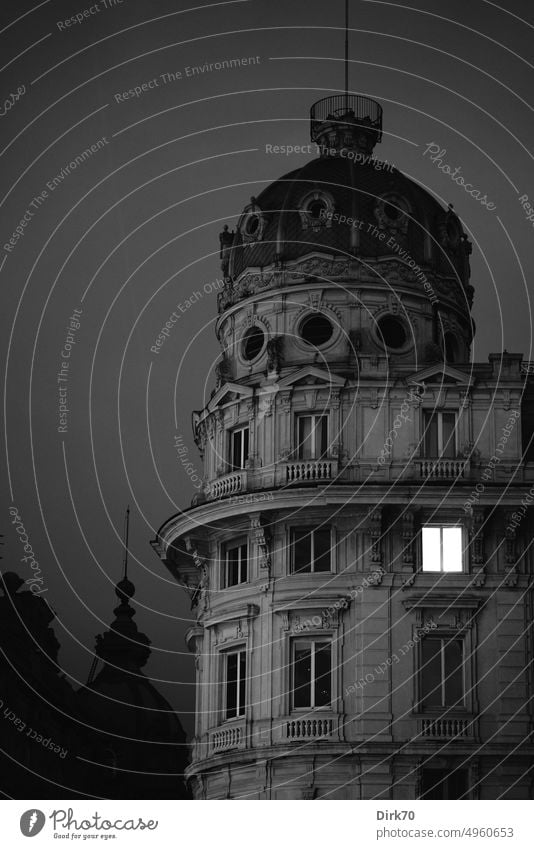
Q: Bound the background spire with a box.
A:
[122,504,130,581]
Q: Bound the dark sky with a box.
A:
[1,0,533,736]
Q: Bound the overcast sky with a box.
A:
[1,0,533,736]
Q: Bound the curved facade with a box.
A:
[153,97,534,799]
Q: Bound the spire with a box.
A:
[310,0,382,157]
[87,508,150,685]
[122,504,130,581]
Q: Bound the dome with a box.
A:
[218,97,473,321]
[226,156,470,289]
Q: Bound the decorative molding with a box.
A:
[368,508,383,567]
[250,514,272,572]
[402,510,416,570]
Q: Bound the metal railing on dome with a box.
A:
[310,95,383,143]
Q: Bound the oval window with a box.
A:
[245,214,260,236]
[377,315,407,349]
[242,325,265,360]
[300,314,334,346]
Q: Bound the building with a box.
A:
[153,95,534,799]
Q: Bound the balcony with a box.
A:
[206,470,247,501]
[420,716,471,739]
[209,720,246,754]
[282,458,337,485]
[284,715,336,741]
[419,459,468,481]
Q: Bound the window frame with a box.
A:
[295,413,329,460]
[223,538,248,587]
[229,424,249,471]
[421,524,465,573]
[290,525,333,574]
[423,409,458,458]
[291,638,333,710]
[223,647,247,721]
[419,635,465,711]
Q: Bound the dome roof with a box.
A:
[222,154,471,295]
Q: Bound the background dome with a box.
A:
[226,155,471,294]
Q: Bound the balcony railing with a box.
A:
[285,716,334,741]
[419,459,468,480]
[209,720,246,753]
[207,470,246,500]
[283,459,336,484]
[420,717,470,739]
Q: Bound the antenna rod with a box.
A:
[344,0,349,112]
[123,505,130,580]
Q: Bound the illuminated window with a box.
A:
[422,526,463,572]
[293,641,332,708]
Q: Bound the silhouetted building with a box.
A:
[78,575,189,799]
[0,572,76,798]
[0,570,189,799]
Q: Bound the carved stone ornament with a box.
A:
[250,515,271,571]
[266,335,284,374]
[402,510,416,570]
[368,508,383,566]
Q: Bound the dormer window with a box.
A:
[374,193,410,235]
[299,191,335,231]
[239,197,265,245]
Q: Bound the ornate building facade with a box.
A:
[154,96,534,799]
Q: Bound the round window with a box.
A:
[242,325,265,360]
[377,315,407,350]
[300,314,334,347]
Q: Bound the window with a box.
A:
[421,637,464,709]
[291,527,331,573]
[225,650,246,719]
[420,768,468,800]
[230,426,249,470]
[424,410,457,458]
[296,414,328,459]
[422,525,463,572]
[299,314,333,347]
[224,540,248,586]
[293,641,332,708]
[377,314,407,350]
[242,325,265,361]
